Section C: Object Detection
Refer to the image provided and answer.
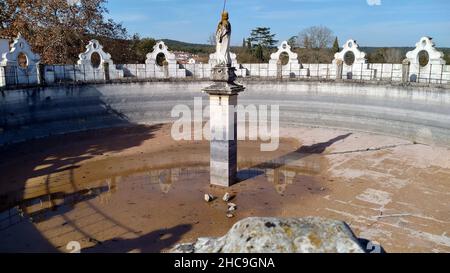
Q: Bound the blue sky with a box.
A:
[106,0,450,47]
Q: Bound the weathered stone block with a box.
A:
[171,217,366,253]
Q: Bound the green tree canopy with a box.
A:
[288,36,297,48]
[132,36,157,63]
[367,48,404,63]
[443,49,450,65]
[254,44,264,62]
[248,27,278,48]
[332,37,340,53]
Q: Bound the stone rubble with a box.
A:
[204,194,215,203]
[227,202,237,212]
[223,192,232,202]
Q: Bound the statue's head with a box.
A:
[221,11,229,21]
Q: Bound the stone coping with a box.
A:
[1,77,449,92]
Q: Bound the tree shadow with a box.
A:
[237,133,352,182]
[0,86,166,252]
[0,183,118,253]
[84,224,192,253]
[296,133,352,154]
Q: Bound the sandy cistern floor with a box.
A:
[0,124,449,253]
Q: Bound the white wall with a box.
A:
[2,61,449,88]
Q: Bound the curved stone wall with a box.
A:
[0,80,449,147]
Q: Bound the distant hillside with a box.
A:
[161,39,214,54]
[362,47,448,54]
[161,40,449,54]
[161,39,209,48]
[159,39,450,64]
[361,47,414,54]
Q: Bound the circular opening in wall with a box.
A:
[91,52,101,68]
[344,51,355,66]
[421,39,427,47]
[279,52,290,66]
[418,50,429,67]
[156,53,167,67]
[17,52,28,69]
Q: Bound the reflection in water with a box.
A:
[98,178,119,204]
[240,154,324,195]
[266,169,296,195]
[1,156,324,229]
[0,152,326,253]
[149,168,185,194]
[0,186,109,231]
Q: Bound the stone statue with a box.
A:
[203,10,245,188]
[215,11,232,66]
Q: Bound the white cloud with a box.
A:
[367,0,382,6]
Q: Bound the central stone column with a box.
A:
[203,65,245,187]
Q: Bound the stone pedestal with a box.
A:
[203,65,245,187]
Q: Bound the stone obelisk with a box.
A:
[203,11,245,187]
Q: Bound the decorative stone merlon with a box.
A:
[0,38,9,58]
[269,41,299,65]
[0,33,41,86]
[405,37,445,66]
[0,33,40,67]
[77,39,123,80]
[78,40,114,67]
[145,41,177,65]
[333,39,367,65]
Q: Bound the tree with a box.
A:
[445,53,450,65]
[332,37,340,54]
[133,37,157,63]
[248,27,278,48]
[297,26,334,49]
[368,48,385,63]
[246,38,252,50]
[0,0,128,64]
[244,27,278,62]
[294,26,335,63]
[368,48,403,63]
[242,38,246,48]
[297,48,334,63]
[0,1,8,30]
[254,44,264,62]
[287,36,297,48]
[383,48,403,63]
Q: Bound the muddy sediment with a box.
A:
[0,124,449,253]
